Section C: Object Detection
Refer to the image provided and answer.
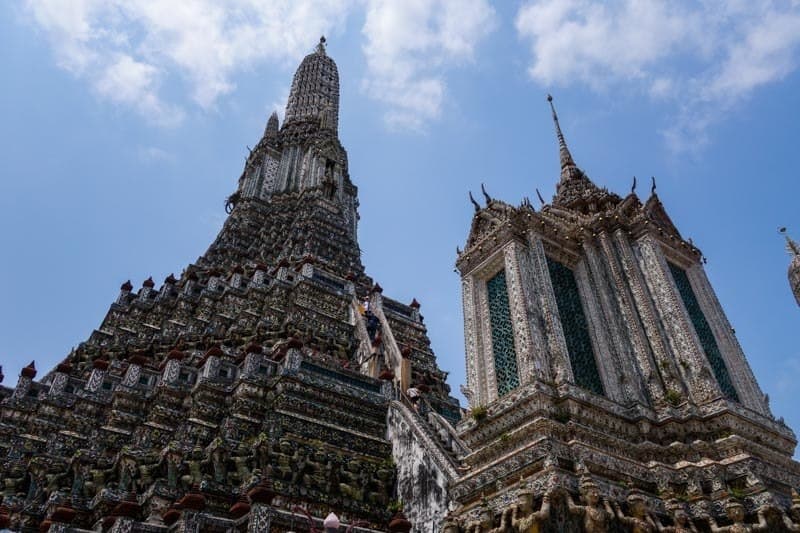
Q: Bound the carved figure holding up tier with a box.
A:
[511,485,551,533]
[780,489,800,531]
[705,500,768,533]
[614,491,657,533]
[567,473,614,533]
[654,499,699,532]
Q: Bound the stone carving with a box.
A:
[566,474,614,533]
[614,491,657,533]
[464,504,494,532]
[705,500,768,533]
[510,485,551,532]
[655,499,699,533]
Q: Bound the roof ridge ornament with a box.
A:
[536,188,545,206]
[469,191,481,212]
[481,183,492,204]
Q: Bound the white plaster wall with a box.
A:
[387,406,450,533]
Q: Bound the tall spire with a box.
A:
[547,94,577,176]
[546,95,621,212]
[284,37,340,132]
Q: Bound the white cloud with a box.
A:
[24,0,354,126]
[23,0,495,131]
[515,0,800,152]
[137,145,175,164]
[361,0,496,131]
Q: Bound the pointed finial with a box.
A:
[536,188,545,206]
[481,183,492,204]
[780,227,800,256]
[469,191,480,212]
[547,94,576,173]
[650,176,657,195]
[316,36,327,54]
[631,176,637,194]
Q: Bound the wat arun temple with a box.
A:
[2,39,800,533]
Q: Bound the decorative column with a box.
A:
[593,233,655,404]
[505,241,551,384]
[12,361,36,399]
[48,362,71,396]
[246,476,275,533]
[117,280,133,305]
[613,229,678,401]
[121,359,142,388]
[525,232,573,385]
[474,269,499,403]
[574,251,628,403]
[461,275,486,407]
[634,235,720,404]
[86,357,109,392]
[160,350,185,386]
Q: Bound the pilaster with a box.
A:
[613,229,678,400]
[597,232,659,404]
[510,240,552,383]
[525,231,573,385]
[461,276,484,407]
[634,235,720,403]
[574,250,627,403]
[503,242,537,385]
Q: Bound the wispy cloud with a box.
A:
[23,0,495,132]
[137,145,175,164]
[24,0,354,126]
[361,0,496,131]
[515,0,800,152]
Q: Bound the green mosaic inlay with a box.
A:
[546,257,604,396]
[667,262,739,401]
[486,270,520,396]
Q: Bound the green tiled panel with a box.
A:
[486,270,520,396]
[546,257,605,396]
[667,262,739,401]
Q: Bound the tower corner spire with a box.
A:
[264,110,279,138]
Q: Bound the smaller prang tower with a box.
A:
[447,96,800,531]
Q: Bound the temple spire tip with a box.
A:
[546,94,576,174]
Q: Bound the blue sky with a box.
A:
[1,1,799,447]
